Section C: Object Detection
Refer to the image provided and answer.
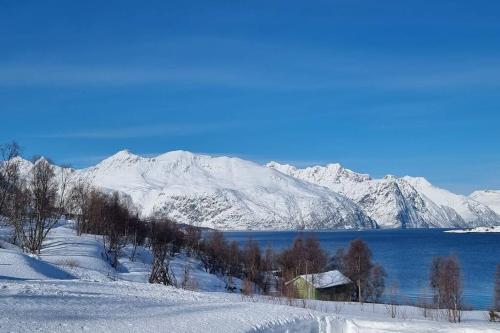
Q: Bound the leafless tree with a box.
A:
[429,255,463,322]
[102,192,130,268]
[277,233,327,298]
[56,164,72,216]
[367,263,386,302]
[68,180,92,235]
[226,240,241,291]
[243,238,262,292]
[184,225,201,256]
[494,263,500,311]
[128,214,147,261]
[149,221,176,286]
[344,238,373,303]
[261,245,274,294]
[18,158,58,253]
[278,233,326,278]
[0,141,21,216]
[181,263,197,290]
[387,282,399,318]
[429,256,444,308]
[201,230,228,275]
[327,247,347,272]
[304,234,327,275]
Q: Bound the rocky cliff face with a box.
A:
[267,162,498,228]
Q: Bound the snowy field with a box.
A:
[0,221,499,333]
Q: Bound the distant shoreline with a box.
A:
[444,226,500,233]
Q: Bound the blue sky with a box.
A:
[1,1,499,194]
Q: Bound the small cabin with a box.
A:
[285,270,353,301]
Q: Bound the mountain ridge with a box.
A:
[267,161,499,229]
[11,150,500,230]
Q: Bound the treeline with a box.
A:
[197,230,386,302]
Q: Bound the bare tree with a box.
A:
[429,255,463,322]
[181,263,197,290]
[0,141,21,216]
[388,282,399,318]
[226,240,241,291]
[489,264,500,322]
[367,263,386,302]
[429,256,446,308]
[327,247,346,272]
[243,238,262,293]
[261,245,274,294]
[56,164,72,216]
[16,158,58,253]
[278,233,326,278]
[149,221,176,286]
[184,225,201,256]
[201,230,228,275]
[344,238,373,303]
[494,263,500,311]
[304,234,327,274]
[103,192,130,268]
[128,214,147,261]
[68,180,92,235]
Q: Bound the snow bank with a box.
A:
[0,249,74,281]
[0,280,335,333]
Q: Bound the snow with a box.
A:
[15,151,376,231]
[267,162,467,229]
[0,221,498,332]
[291,270,352,289]
[13,151,500,231]
[0,280,331,333]
[403,176,500,227]
[470,190,500,215]
[1,279,498,333]
[445,226,500,233]
[0,249,75,281]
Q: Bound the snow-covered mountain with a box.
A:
[399,177,500,227]
[12,151,500,230]
[67,150,375,230]
[267,162,466,229]
[469,190,500,215]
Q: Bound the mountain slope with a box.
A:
[267,162,466,229]
[403,177,500,227]
[71,150,376,230]
[469,190,500,215]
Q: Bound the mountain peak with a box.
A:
[402,176,432,187]
[325,163,343,170]
[98,149,142,166]
[156,150,197,161]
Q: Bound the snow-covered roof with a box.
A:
[289,270,352,289]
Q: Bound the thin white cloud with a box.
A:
[0,64,311,91]
[1,60,499,93]
[33,122,234,139]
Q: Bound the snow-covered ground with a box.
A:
[0,221,499,332]
[445,226,500,233]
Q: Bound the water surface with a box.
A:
[223,228,499,309]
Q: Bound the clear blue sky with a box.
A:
[1,1,499,194]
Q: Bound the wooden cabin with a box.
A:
[285,270,353,301]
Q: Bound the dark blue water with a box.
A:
[223,229,500,309]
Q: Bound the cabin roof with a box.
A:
[287,270,352,289]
